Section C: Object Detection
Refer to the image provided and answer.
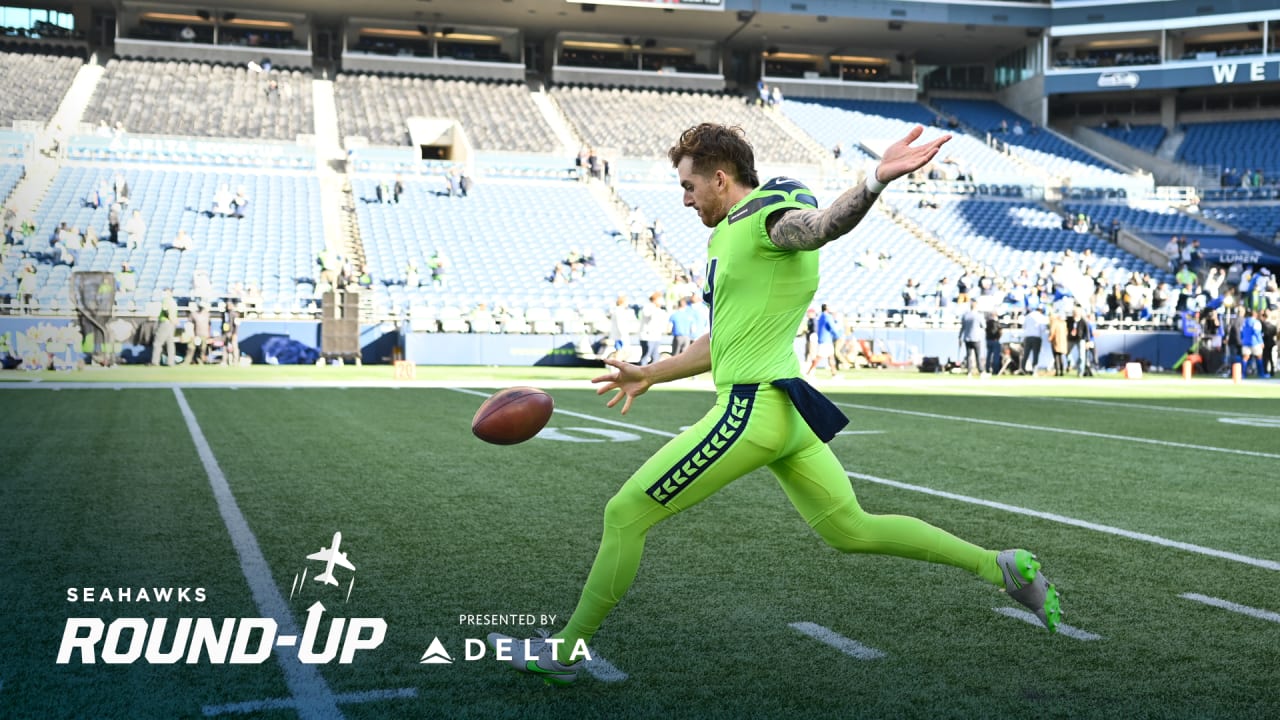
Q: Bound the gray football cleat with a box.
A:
[486,630,580,686]
[997,549,1061,633]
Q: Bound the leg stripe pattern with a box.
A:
[646,384,756,505]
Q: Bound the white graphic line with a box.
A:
[992,608,1102,640]
[584,650,629,683]
[847,471,1280,572]
[203,687,418,717]
[789,622,885,660]
[174,388,343,720]
[1180,593,1280,624]
[836,402,1280,460]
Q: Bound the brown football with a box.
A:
[471,387,555,445]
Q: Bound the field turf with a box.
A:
[1,368,1277,719]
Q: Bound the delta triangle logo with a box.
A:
[419,637,453,664]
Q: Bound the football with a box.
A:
[471,386,555,445]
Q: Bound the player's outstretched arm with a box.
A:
[768,125,951,252]
[592,333,711,414]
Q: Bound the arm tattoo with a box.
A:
[767,184,880,251]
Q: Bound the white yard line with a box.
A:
[836,402,1280,460]
[991,608,1102,640]
[847,470,1280,572]
[584,650,628,682]
[981,393,1280,420]
[174,388,343,720]
[1179,593,1280,624]
[452,388,1280,572]
[788,622,886,660]
[203,687,417,717]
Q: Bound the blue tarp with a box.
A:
[261,336,320,365]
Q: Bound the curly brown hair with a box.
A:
[667,123,759,188]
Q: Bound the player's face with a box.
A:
[677,157,726,228]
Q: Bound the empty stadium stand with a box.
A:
[1176,119,1280,183]
[1091,124,1167,155]
[550,85,818,165]
[890,195,1172,287]
[334,74,559,152]
[0,163,23,201]
[22,165,323,315]
[82,58,314,140]
[0,45,83,126]
[783,97,1030,187]
[350,174,668,329]
[930,98,1139,189]
[1199,204,1280,244]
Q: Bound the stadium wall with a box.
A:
[0,316,1200,371]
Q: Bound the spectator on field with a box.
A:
[668,297,695,356]
[1048,310,1069,376]
[984,310,1003,375]
[1074,306,1096,377]
[1241,309,1266,378]
[1022,304,1046,373]
[150,288,179,366]
[1258,309,1276,378]
[958,300,987,377]
[637,292,670,367]
[607,295,638,361]
[805,303,843,377]
[688,293,709,338]
[186,302,212,365]
[221,298,241,366]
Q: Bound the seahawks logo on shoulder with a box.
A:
[727,178,817,225]
[762,177,810,194]
[763,177,818,209]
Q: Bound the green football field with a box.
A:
[1,368,1278,719]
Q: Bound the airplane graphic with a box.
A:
[306,531,356,586]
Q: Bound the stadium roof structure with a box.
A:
[96,0,1053,65]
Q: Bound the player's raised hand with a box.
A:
[874,126,952,184]
[591,357,652,415]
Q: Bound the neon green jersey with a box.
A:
[704,178,819,388]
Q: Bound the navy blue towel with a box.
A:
[770,377,849,443]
